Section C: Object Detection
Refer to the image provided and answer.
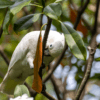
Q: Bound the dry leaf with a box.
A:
[32,32,42,93]
[8,24,13,33]
[69,6,88,37]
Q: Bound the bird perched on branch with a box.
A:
[0,30,65,95]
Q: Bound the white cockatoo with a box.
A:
[0,30,65,95]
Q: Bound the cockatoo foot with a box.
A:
[41,83,46,93]
[39,63,45,78]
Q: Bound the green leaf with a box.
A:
[52,20,62,32]
[91,73,100,80]
[60,22,86,60]
[14,14,33,32]
[10,0,31,15]
[0,92,8,100]
[32,13,41,22]
[0,0,14,8]
[43,3,62,19]
[14,13,41,32]
[95,57,100,61]
[0,9,7,27]
[14,85,30,98]
[3,10,13,34]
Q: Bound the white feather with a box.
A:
[0,30,65,94]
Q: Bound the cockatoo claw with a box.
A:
[41,83,46,93]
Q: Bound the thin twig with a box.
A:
[0,48,11,99]
[0,46,10,65]
[0,46,9,78]
[69,0,92,32]
[74,36,98,100]
[92,0,100,36]
[0,27,3,38]
[43,44,68,83]
[63,76,67,100]
[81,0,84,7]
[25,79,57,100]
[40,0,46,27]
[74,0,90,29]
[24,82,37,97]
[81,18,92,32]
[42,91,57,100]
[51,75,62,100]
[62,55,73,100]
[74,0,100,100]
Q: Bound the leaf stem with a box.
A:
[29,3,43,8]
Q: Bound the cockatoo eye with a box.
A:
[49,44,53,48]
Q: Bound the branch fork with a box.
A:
[87,46,96,55]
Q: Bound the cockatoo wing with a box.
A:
[0,31,42,94]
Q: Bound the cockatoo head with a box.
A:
[44,31,65,58]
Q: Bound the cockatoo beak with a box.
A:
[44,48,51,56]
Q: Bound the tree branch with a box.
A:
[74,0,100,100]
[69,0,92,32]
[92,0,100,36]
[0,46,9,78]
[24,81,57,100]
[43,44,68,83]
[81,18,92,32]
[42,91,57,100]
[0,27,3,38]
[51,75,62,100]
[0,48,11,99]
[24,82,37,97]
[74,0,90,29]
[74,35,98,100]
[63,76,67,100]
[0,46,10,65]
[42,17,52,56]
[81,0,84,7]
